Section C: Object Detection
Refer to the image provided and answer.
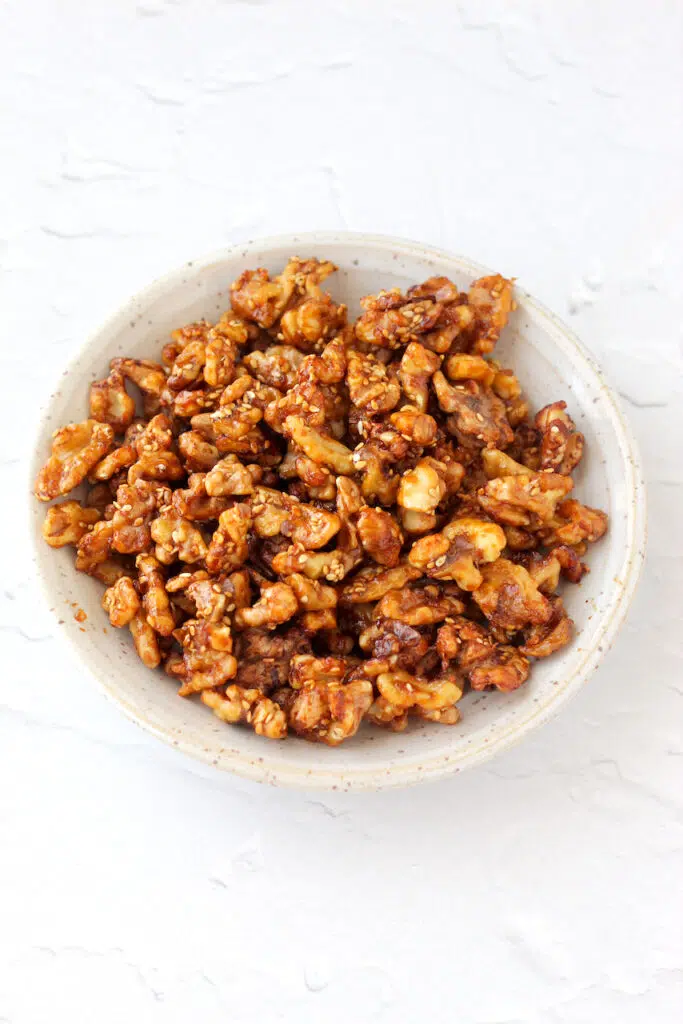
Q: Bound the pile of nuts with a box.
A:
[35,258,608,744]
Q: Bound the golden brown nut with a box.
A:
[546,500,608,546]
[136,553,175,636]
[444,353,496,387]
[42,501,100,548]
[472,558,552,632]
[376,669,463,712]
[466,274,515,355]
[535,401,584,475]
[129,609,161,668]
[178,431,221,472]
[408,516,506,591]
[477,472,574,527]
[355,291,442,349]
[356,506,403,567]
[174,619,237,695]
[89,370,136,431]
[171,473,230,521]
[397,459,447,514]
[398,342,442,412]
[205,504,251,573]
[102,576,141,628]
[469,646,530,692]
[235,582,298,630]
[201,686,287,739]
[432,372,514,448]
[88,444,137,482]
[519,597,573,658]
[150,508,208,565]
[75,519,115,573]
[111,479,170,554]
[111,358,167,397]
[346,349,401,414]
[35,420,115,501]
[205,456,262,497]
[284,417,354,475]
[375,585,465,626]
[242,344,305,390]
[340,561,422,603]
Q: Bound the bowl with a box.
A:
[28,232,646,790]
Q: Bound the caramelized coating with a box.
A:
[90,370,136,432]
[535,401,584,475]
[472,559,552,632]
[42,501,100,548]
[102,576,141,628]
[35,420,115,501]
[35,256,608,745]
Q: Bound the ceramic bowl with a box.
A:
[28,233,646,789]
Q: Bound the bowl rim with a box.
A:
[28,231,647,790]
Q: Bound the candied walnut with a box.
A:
[42,501,100,548]
[551,543,589,583]
[111,480,170,554]
[174,619,237,695]
[166,339,206,390]
[204,328,237,388]
[127,449,184,484]
[346,349,401,414]
[171,387,222,419]
[359,617,430,672]
[111,357,167,397]
[272,544,360,584]
[164,320,210,366]
[376,669,463,712]
[519,597,573,658]
[233,627,311,693]
[340,561,422,603]
[469,646,530,692]
[229,265,293,328]
[407,275,460,304]
[235,582,298,630]
[89,370,135,431]
[432,372,514,448]
[283,417,354,475]
[251,486,341,550]
[472,558,552,632]
[355,290,442,349]
[535,401,584,475]
[205,504,251,573]
[397,459,447,514]
[504,525,538,551]
[129,609,161,668]
[547,499,608,546]
[88,444,137,482]
[172,473,230,521]
[466,274,515,355]
[134,413,174,456]
[280,292,346,350]
[136,553,174,636]
[291,451,336,501]
[287,656,373,745]
[356,506,403,567]
[389,407,438,446]
[243,345,304,390]
[178,431,221,472]
[444,353,496,387]
[205,456,262,497]
[150,508,208,564]
[398,342,441,412]
[375,585,465,626]
[285,573,337,612]
[75,520,115,573]
[102,576,140,628]
[478,472,574,527]
[481,448,527,479]
[35,420,115,501]
[201,686,287,739]
[514,550,562,594]
[408,516,506,591]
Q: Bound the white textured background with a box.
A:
[1,2,682,1021]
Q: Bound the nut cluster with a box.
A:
[36,257,608,745]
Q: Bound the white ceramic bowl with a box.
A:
[28,233,646,790]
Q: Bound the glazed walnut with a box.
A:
[36,256,608,746]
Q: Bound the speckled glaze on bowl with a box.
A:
[28,233,647,790]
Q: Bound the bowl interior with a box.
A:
[29,235,644,789]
